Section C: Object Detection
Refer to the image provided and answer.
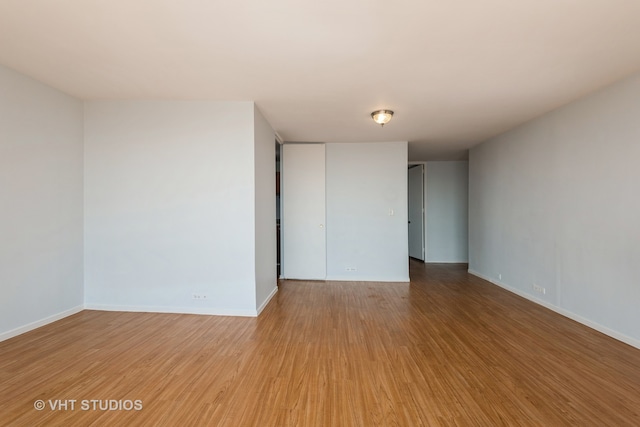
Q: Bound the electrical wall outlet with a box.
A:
[498,273,502,281]
[532,284,546,295]
[192,294,208,300]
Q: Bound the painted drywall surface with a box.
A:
[469,72,640,344]
[326,142,409,282]
[426,161,469,262]
[0,65,84,338]
[253,105,277,312]
[84,101,258,315]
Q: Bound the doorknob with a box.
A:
[319,224,324,228]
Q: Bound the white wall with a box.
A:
[253,105,277,312]
[326,142,409,282]
[469,72,640,348]
[0,65,84,340]
[426,161,469,262]
[84,101,260,315]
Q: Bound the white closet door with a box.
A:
[282,144,326,279]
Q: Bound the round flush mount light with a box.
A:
[371,110,394,127]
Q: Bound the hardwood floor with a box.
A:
[1,260,640,426]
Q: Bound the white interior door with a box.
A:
[282,144,326,279]
[408,164,425,260]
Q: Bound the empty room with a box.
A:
[1,1,640,425]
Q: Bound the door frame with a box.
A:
[408,161,427,261]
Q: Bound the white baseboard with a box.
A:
[84,304,258,317]
[257,286,278,315]
[0,305,84,342]
[468,269,640,350]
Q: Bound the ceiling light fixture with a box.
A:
[371,110,394,127]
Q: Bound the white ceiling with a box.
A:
[2,1,640,160]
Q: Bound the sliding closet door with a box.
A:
[282,144,326,279]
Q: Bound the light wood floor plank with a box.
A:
[1,260,640,426]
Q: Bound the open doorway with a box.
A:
[276,141,282,277]
[408,164,425,261]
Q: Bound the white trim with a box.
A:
[468,269,640,351]
[84,304,258,317]
[257,286,278,315]
[0,305,84,342]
